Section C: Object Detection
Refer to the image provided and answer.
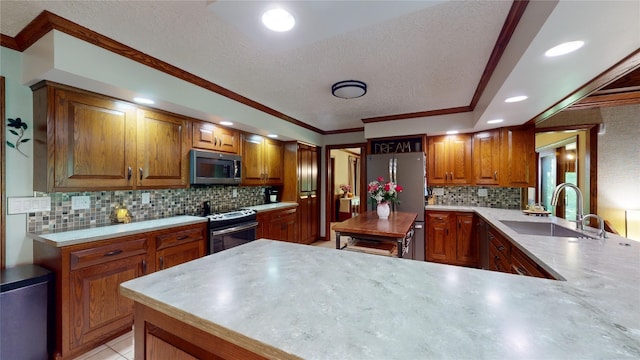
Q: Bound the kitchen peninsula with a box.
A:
[121,207,640,359]
[332,211,417,258]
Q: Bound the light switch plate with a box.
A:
[478,188,488,197]
[8,196,51,214]
[432,188,444,196]
[141,193,151,204]
[71,196,91,210]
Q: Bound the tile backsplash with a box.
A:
[429,186,522,209]
[28,186,267,233]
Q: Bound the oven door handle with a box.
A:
[210,221,259,236]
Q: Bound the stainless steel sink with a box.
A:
[499,220,597,239]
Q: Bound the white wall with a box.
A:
[1,47,36,267]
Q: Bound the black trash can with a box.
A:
[1,264,54,360]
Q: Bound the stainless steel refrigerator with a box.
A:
[366,152,426,260]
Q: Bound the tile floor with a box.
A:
[72,330,133,360]
[74,229,347,360]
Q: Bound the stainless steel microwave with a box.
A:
[190,150,242,185]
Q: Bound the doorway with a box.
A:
[535,127,594,221]
[325,143,366,242]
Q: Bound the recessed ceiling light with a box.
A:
[220,121,233,126]
[267,134,278,138]
[487,119,504,124]
[505,95,528,103]
[133,97,154,105]
[262,8,295,32]
[446,130,459,135]
[545,41,584,57]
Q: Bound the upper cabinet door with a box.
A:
[263,138,283,185]
[48,88,137,191]
[428,135,471,185]
[241,134,266,185]
[192,121,238,154]
[501,126,535,187]
[136,109,189,188]
[473,130,501,185]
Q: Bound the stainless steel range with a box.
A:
[202,203,258,254]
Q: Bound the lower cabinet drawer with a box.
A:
[488,243,511,273]
[70,237,148,270]
[156,226,204,251]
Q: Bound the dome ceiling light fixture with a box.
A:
[331,80,367,99]
[262,8,295,32]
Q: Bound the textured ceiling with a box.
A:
[1,1,638,136]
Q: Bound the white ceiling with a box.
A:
[1,1,639,136]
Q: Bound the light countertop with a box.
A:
[244,202,298,212]
[28,215,207,247]
[121,207,640,359]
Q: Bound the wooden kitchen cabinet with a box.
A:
[488,227,511,273]
[192,120,239,154]
[153,223,207,271]
[256,206,298,243]
[425,211,452,262]
[33,222,207,360]
[137,108,190,189]
[500,126,536,187]
[241,133,283,185]
[425,211,478,267]
[282,142,320,245]
[31,81,190,192]
[68,238,147,351]
[473,130,501,185]
[427,134,472,185]
[485,224,555,279]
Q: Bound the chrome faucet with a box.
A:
[550,183,584,230]
[583,214,607,238]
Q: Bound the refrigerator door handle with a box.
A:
[393,158,398,182]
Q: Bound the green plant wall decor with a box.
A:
[6,117,30,157]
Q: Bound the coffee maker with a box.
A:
[265,188,279,203]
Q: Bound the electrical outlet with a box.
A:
[478,188,488,197]
[71,196,91,210]
[432,188,444,196]
[232,189,238,198]
[141,192,151,204]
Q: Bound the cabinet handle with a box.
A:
[177,235,189,241]
[498,245,505,251]
[139,168,144,180]
[515,266,527,276]
[450,172,454,180]
[494,171,498,180]
[104,249,123,257]
[458,220,461,229]
[159,257,164,270]
[435,217,443,221]
[446,228,449,236]
[142,260,147,274]
[494,255,500,261]
[128,166,132,180]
